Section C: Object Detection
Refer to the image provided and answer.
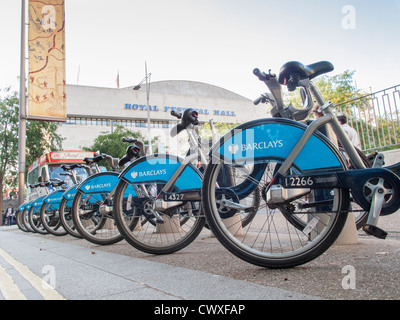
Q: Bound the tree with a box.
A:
[0,88,19,216]
[1,86,64,214]
[200,121,239,142]
[315,70,358,106]
[284,70,362,112]
[82,126,159,169]
[25,120,64,174]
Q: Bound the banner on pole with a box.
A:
[28,0,66,122]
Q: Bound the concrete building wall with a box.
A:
[58,81,268,154]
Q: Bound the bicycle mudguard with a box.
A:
[43,190,65,210]
[119,154,203,190]
[77,172,119,194]
[338,168,400,215]
[31,195,46,213]
[76,172,137,197]
[25,201,33,212]
[62,184,79,201]
[211,118,346,172]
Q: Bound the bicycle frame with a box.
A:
[268,80,400,238]
[159,124,208,197]
[277,81,366,176]
[210,73,400,240]
[118,119,211,212]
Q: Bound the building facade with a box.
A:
[58,80,268,155]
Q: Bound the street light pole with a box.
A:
[132,63,152,154]
[145,62,152,154]
[18,0,27,206]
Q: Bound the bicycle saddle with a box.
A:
[278,61,334,91]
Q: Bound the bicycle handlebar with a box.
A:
[119,144,141,167]
[254,67,314,121]
[171,110,182,119]
[170,109,199,138]
[253,68,276,81]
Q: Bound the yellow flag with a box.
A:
[28,0,66,122]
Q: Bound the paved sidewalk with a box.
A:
[0,226,318,300]
[1,211,399,300]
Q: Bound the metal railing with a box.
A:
[336,84,400,152]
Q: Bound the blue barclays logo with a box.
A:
[124,104,236,117]
[46,197,63,203]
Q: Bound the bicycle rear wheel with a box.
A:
[28,207,49,235]
[59,197,82,238]
[21,208,34,233]
[202,157,350,269]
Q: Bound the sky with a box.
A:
[1,0,400,101]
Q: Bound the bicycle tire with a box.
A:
[28,206,49,235]
[21,208,35,233]
[15,210,29,233]
[202,158,350,269]
[59,197,82,238]
[71,190,124,245]
[40,202,68,236]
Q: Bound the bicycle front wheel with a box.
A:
[71,190,124,245]
[202,158,350,269]
[21,209,34,233]
[40,203,67,236]
[59,197,82,239]
[15,210,29,233]
[28,207,48,235]
[114,179,205,255]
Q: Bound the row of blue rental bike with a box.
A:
[16,60,400,268]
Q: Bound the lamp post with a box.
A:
[18,0,27,206]
[133,62,152,154]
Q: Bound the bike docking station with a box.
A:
[325,124,359,246]
[222,214,244,237]
[334,211,358,245]
[17,60,400,271]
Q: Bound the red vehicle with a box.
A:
[27,150,95,201]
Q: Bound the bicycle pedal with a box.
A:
[362,224,388,239]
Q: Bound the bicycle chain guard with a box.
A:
[280,167,400,216]
[338,168,400,216]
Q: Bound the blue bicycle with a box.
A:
[201,61,400,268]
[70,142,142,245]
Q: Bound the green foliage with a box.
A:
[0,88,20,213]
[315,70,357,106]
[1,86,64,212]
[25,120,64,173]
[284,70,400,151]
[200,121,240,141]
[82,126,159,169]
[284,70,366,117]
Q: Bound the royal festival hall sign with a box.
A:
[124,104,237,117]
